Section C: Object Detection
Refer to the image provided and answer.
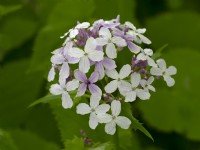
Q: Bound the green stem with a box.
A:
[113,127,120,150]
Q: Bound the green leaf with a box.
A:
[28,94,60,108]
[146,11,200,50]
[152,44,168,59]
[0,60,43,128]
[0,5,21,17]
[0,129,18,150]
[138,48,200,141]
[30,0,95,72]
[9,129,60,150]
[122,103,154,141]
[64,136,85,150]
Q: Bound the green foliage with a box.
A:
[0,5,21,17]
[138,48,200,141]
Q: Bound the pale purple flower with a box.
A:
[74,70,102,96]
[95,57,117,79]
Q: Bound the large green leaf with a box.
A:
[30,0,95,72]
[0,5,21,17]
[0,60,43,128]
[145,11,200,50]
[138,48,200,141]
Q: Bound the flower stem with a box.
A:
[113,127,120,150]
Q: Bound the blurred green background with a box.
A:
[0,0,200,149]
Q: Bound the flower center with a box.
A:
[86,80,91,85]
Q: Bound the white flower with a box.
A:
[61,22,90,39]
[104,64,131,94]
[96,28,126,59]
[48,64,56,82]
[50,79,79,109]
[125,21,151,44]
[137,48,157,67]
[97,100,131,135]
[140,76,156,92]
[120,72,151,102]
[150,59,177,87]
[76,94,110,129]
[68,37,104,73]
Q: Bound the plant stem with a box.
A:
[113,127,120,150]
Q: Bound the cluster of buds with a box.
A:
[48,16,177,135]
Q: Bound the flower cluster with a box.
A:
[48,16,177,135]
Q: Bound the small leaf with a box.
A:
[152,44,168,59]
[64,136,85,150]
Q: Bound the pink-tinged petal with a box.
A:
[50,84,63,95]
[88,50,104,62]
[96,38,108,46]
[111,36,127,47]
[77,83,87,96]
[76,103,91,115]
[89,84,102,96]
[106,43,117,59]
[111,100,121,117]
[68,47,84,58]
[95,62,105,80]
[74,70,87,82]
[89,112,99,129]
[66,79,79,91]
[105,121,116,135]
[105,80,119,94]
[84,37,97,53]
[79,56,90,73]
[89,72,99,83]
[119,64,131,79]
[59,62,70,86]
[48,66,55,82]
[115,116,131,129]
[99,28,111,39]
[127,41,141,54]
[125,91,136,102]
[62,92,73,109]
[102,57,116,70]
[90,94,101,108]
[51,54,65,64]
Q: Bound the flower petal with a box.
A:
[111,100,121,117]
[125,91,137,102]
[90,94,101,108]
[76,103,91,115]
[147,85,156,92]
[89,112,98,129]
[147,76,154,84]
[115,116,131,129]
[51,54,65,64]
[125,21,136,30]
[164,76,175,87]
[138,34,151,44]
[136,89,150,100]
[144,48,153,56]
[84,37,97,53]
[99,28,111,39]
[76,22,90,29]
[105,121,116,135]
[106,69,119,79]
[157,59,166,70]
[48,66,55,82]
[77,83,87,96]
[137,53,146,60]
[69,29,79,38]
[50,84,63,95]
[119,64,131,79]
[66,79,79,91]
[89,84,102,96]
[59,62,70,86]
[62,92,73,109]
[74,70,87,82]
[95,62,105,80]
[96,38,108,46]
[166,66,177,76]
[102,57,116,70]
[118,81,132,96]
[111,36,127,47]
[95,104,110,114]
[105,80,119,93]
[79,56,90,73]
[131,72,141,88]
[89,72,99,83]
[106,43,117,59]
[88,50,104,62]
[97,113,112,123]
[150,67,163,76]
[127,41,141,54]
